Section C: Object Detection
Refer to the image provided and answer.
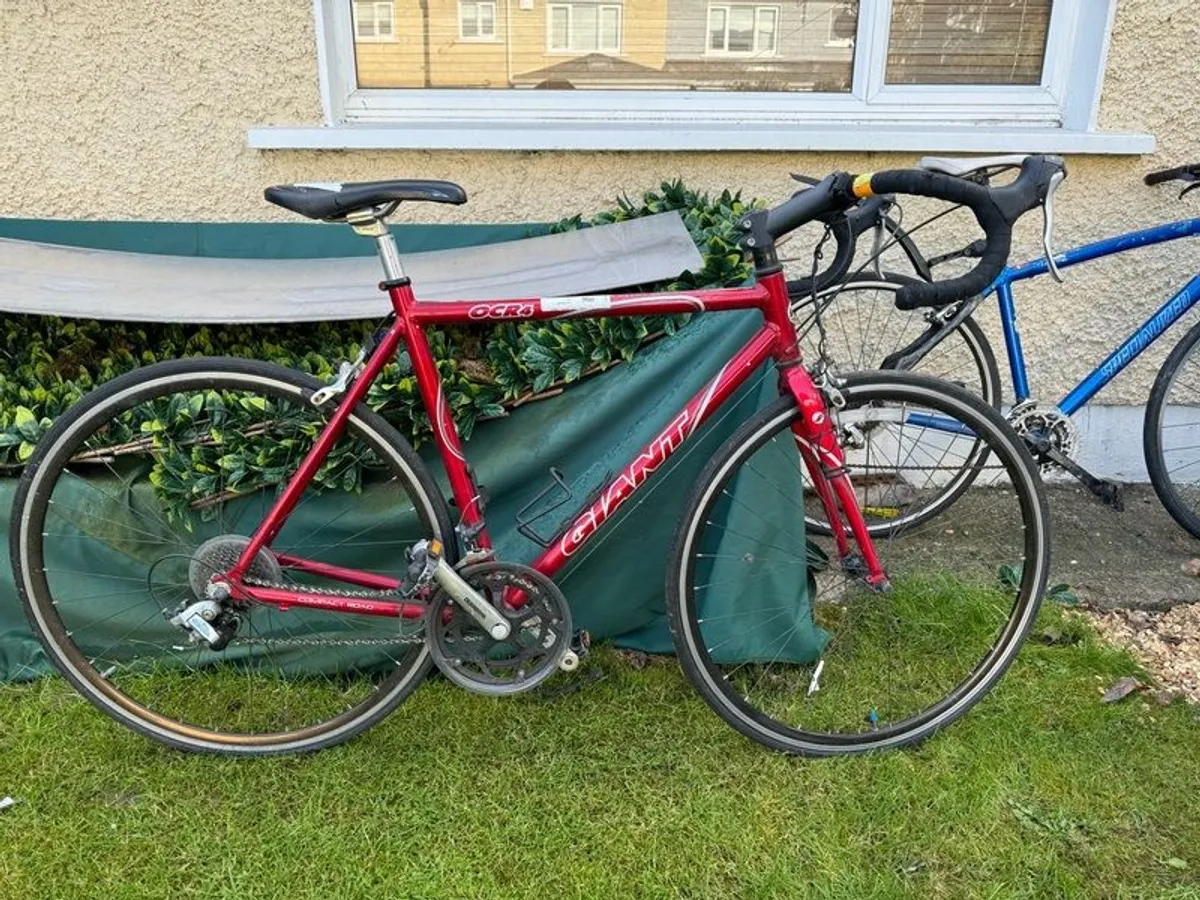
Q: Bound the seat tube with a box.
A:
[996,280,1031,401]
[396,285,491,548]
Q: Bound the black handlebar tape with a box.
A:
[864,169,1011,310]
[1145,164,1197,185]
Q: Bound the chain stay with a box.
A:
[231,575,427,647]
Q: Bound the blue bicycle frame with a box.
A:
[979,217,1200,414]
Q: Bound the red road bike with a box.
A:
[11,163,1059,756]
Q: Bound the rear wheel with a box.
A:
[11,358,452,755]
[666,371,1049,756]
[1145,320,1200,538]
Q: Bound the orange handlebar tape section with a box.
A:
[852,173,875,199]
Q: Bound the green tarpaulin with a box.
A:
[1,312,819,682]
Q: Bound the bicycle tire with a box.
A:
[666,371,1049,756]
[1144,319,1200,538]
[11,357,454,755]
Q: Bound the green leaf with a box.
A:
[14,406,40,441]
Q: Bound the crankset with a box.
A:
[426,561,575,696]
[1008,400,1124,511]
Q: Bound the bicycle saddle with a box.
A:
[918,154,1030,177]
[264,179,468,221]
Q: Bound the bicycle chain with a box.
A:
[228,576,427,647]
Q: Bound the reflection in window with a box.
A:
[352,0,395,42]
[887,0,1052,85]
[350,0,858,91]
[460,1,497,40]
[547,4,622,54]
[707,5,779,56]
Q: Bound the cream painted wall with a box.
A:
[1,0,1198,403]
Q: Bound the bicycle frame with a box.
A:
[223,267,887,619]
[990,217,1200,414]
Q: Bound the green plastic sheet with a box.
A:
[0,312,819,682]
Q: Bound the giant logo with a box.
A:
[559,409,692,556]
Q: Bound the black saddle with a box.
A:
[264,179,467,221]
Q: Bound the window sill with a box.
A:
[248,121,1155,154]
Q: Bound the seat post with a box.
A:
[346,209,407,284]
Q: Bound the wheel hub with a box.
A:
[187,535,283,601]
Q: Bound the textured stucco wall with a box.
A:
[1,0,1198,403]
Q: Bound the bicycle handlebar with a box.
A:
[784,193,894,295]
[1145,163,1200,186]
[760,155,1066,310]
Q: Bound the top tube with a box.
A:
[997,216,1200,287]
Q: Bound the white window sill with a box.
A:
[248,122,1154,154]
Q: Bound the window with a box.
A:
[547,4,622,55]
[707,6,778,57]
[249,0,1152,153]
[351,0,394,43]
[459,1,497,41]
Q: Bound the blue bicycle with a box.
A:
[787,157,1200,538]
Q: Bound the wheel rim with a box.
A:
[17,368,443,749]
[676,380,1045,751]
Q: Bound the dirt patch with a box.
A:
[1047,484,1200,611]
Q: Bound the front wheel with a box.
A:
[1145,320,1200,538]
[666,371,1049,756]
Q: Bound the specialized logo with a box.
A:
[1098,288,1194,382]
[559,409,692,556]
[467,302,536,320]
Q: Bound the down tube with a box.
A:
[532,326,779,578]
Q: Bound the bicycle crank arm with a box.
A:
[1036,444,1125,512]
[430,556,511,640]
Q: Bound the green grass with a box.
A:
[1,607,1198,900]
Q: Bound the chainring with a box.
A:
[1007,399,1079,473]
[426,561,571,696]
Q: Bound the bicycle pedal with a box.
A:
[1095,480,1124,512]
[534,665,607,704]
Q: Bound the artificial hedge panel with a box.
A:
[0,183,758,514]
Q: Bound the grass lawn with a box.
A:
[1,606,1198,900]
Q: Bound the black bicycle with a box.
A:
[787,155,1200,539]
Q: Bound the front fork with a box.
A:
[780,366,889,590]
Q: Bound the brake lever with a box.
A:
[1181,182,1200,200]
[1042,169,1065,283]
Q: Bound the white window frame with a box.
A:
[248,0,1154,153]
[706,5,779,58]
[350,0,395,43]
[546,3,622,55]
[458,0,497,41]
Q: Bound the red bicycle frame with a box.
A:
[225,268,887,617]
